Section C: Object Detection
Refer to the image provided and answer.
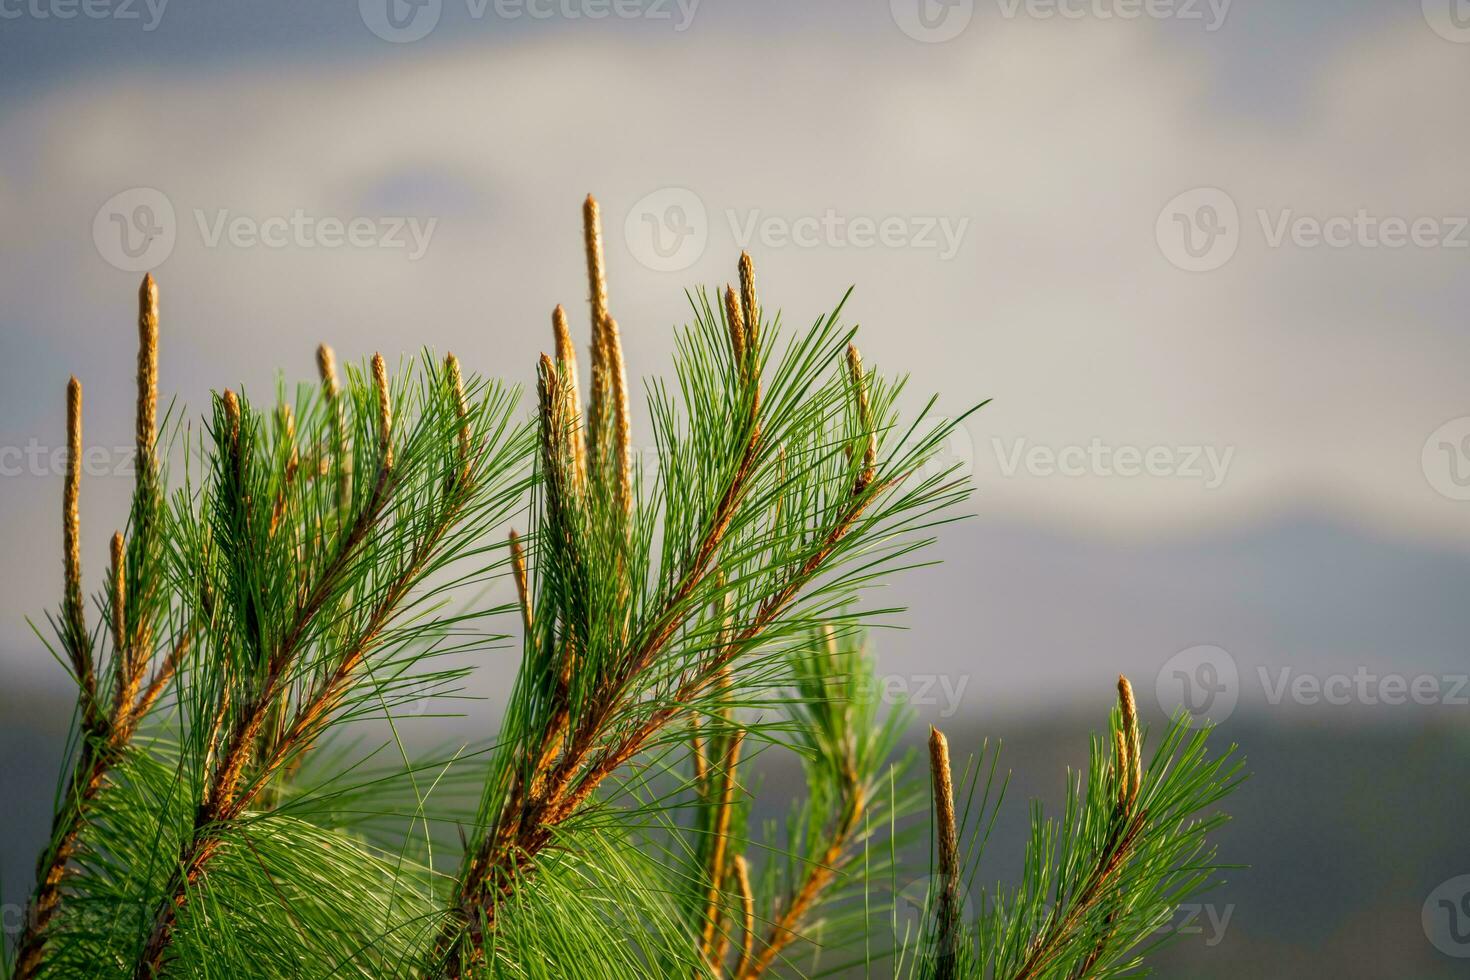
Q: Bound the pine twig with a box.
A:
[735,754,868,980]
[552,304,587,488]
[133,371,403,978]
[698,722,745,969]
[929,726,962,980]
[1008,676,1150,980]
[17,275,189,980]
[732,856,757,980]
[584,194,611,460]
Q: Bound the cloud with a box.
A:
[1,12,1466,669]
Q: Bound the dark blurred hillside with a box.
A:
[5,684,1467,978]
[876,708,1470,979]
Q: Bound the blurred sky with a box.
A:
[1,0,1468,709]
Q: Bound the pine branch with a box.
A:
[431,198,969,978]
[15,275,191,980]
[730,625,903,980]
[907,678,1243,980]
[927,727,962,980]
[129,352,528,978]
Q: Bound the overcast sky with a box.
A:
[2,0,1467,696]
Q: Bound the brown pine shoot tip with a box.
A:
[508,529,531,635]
[583,194,608,333]
[109,531,139,730]
[928,725,962,978]
[584,196,609,444]
[222,390,241,452]
[445,352,472,477]
[136,274,159,477]
[604,316,633,516]
[316,343,341,401]
[552,305,586,487]
[1117,674,1142,806]
[316,342,351,507]
[1113,729,1130,809]
[928,726,959,883]
[63,377,85,656]
[738,251,759,354]
[109,532,126,657]
[371,353,393,470]
[724,285,746,374]
[846,344,877,491]
[732,855,756,979]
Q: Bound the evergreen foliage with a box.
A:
[5,198,1239,980]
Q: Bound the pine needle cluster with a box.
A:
[5,197,1240,980]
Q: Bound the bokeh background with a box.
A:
[3,1,1470,975]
